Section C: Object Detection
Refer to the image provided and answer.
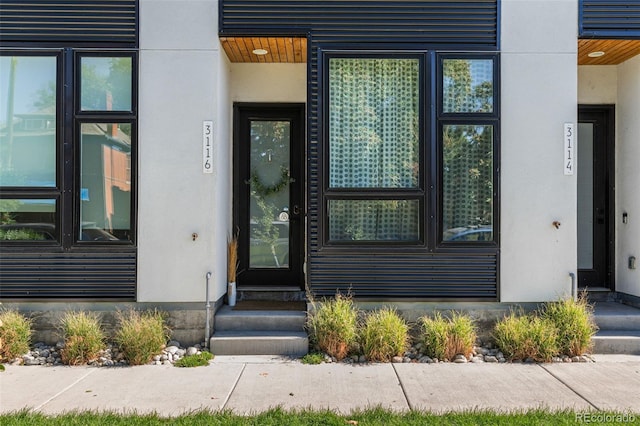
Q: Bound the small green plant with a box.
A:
[360,307,409,362]
[114,309,170,365]
[541,293,597,357]
[0,364,5,371]
[300,352,324,365]
[419,311,477,360]
[59,311,105,365]
[0,310,32,362]
[493,311,559,362]
[306,294,358,361]
[174,351,213,367]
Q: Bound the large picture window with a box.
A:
[327,56,423,243]
[0,55,57,188]
[0,50,136,246]
[324,52,498,247]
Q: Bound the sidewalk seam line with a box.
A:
[538,364,600,411]
[391,364,413,411]
[221,363,246,411]
[33,368,98,412]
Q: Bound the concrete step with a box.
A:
[210,331,309,356]
[592,331,640,355]
[214,305,306,332]
[237,286,306,302]
[593,302,640,331]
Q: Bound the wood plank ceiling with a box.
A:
[578,39,640,65]
[220,36,640,65]
[220,37,307,63]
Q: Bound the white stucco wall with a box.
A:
[578,66,617,105]
[230,63,307,103]
[137,0,230,302]
[500,0,578,302]
[616,55,640,298]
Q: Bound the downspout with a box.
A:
[569,272,576,301]
[205,272,212,349]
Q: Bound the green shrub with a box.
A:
[300,352,324,365]
[541,294,598,357]
[114,309,170,366]
[419,311,476,360]
[306,294,358,361]
[493,311,559,362]
[360,307,409,362]
[0,310,32,361]
[59,311,105,365]
[174,351,213,367]
[419,312,449,360]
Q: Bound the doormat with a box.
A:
[232,300,306,311]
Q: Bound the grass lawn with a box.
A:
[1,407,630,425]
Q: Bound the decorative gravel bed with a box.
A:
[6,339,595,367]
[6,340,207,367]
[323,340,595,364]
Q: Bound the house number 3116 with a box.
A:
[203,121,213,174]
[564,123,574,176]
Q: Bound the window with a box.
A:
[0,55,57,188]
[440,57,498,244]
[326,56,423,243]
[0,50,136,246]
[324,52,498,247]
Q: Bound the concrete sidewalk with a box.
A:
[1,355,639,417]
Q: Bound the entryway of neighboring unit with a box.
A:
[577,106,614,289]
[233,103,305,288]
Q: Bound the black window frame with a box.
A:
[73,50,137,246]
[436,53,500,249]
[320,49,500,251]
[322,50,428,247]
[0,48,138,250]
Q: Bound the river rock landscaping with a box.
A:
[6,340,208,367]
[320,339,596,365]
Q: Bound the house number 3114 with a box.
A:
[564,123,574,176]
[203,121,213,174]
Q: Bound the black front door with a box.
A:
[233,104,305,287]
[577,106,614,289]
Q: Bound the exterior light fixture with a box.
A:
[252,48,268,55]
[587,51,605,58]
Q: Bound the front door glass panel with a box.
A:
[577,122,594,269]
[249,120,290,268]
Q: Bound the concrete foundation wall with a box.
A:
[2,302,222,346]
[499,0,578,302]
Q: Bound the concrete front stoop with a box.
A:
[592,301,640,355]
[210,305,308,356]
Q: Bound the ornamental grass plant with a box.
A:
[540,293,598,356]
[306,294,358,361]
[114,309,170,366]
[59,311,106,365]
[493,311,559,362]
[0,310,32,362]
[419,311,477,360]
[360,307,409,362]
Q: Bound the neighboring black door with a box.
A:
[233,104,305,287]
[577,106,614,289]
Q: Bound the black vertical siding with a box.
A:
[0,0,138,47]
[221,0,498,47]
[0,252,136,300]
[580,0,640,38]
